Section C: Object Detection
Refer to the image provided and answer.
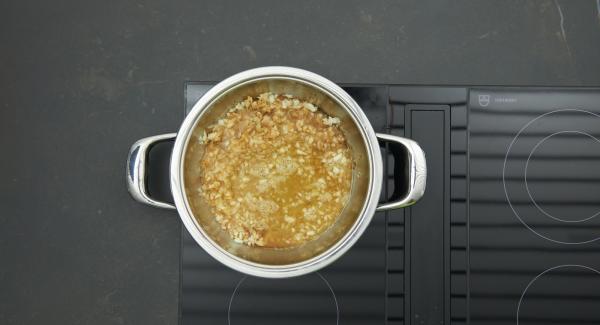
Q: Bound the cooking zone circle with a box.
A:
[503,109,600,244]
[524,130,600,223]
[227,273,339,325]
[517,264,600,325]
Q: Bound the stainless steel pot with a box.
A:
[126,67,426,278]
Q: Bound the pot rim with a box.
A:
[170,66,383,278]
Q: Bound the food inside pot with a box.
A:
[189,92,353,248]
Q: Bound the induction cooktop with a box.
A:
[145,84,600,325]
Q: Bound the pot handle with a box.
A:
[375,133,427,211]
[126,133,177,210]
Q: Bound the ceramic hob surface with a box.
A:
[147,84,600,325]
[468,89,600,325]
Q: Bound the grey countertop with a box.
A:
[1,0,599,324]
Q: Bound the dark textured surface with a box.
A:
[1,0,600,324]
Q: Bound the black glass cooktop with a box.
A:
[155,84,600,325]
[468,89,600,325]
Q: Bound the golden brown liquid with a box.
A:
[187,93,352,248]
